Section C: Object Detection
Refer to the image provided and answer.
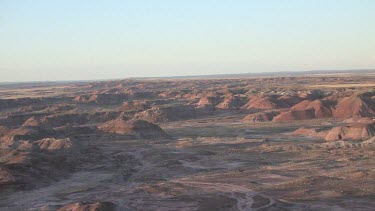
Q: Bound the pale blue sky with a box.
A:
[1,0,374,82]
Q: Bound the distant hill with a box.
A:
[1,69,374,89]
[130,69,375,80]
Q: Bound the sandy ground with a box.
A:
[0,114,374,210]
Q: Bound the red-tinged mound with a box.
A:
[48,104,76,113]
[134,105,212,123]
[298,92,309,99]
[325,122,375,141]
[99,119,169,139]
[242,97,279,110]
[33,113,94,128]
[240,95,259,109]
[73,94,91,103]
[57,201,118,211]
[274,99,333,122]
[290,100,312,110]
[22,116,42,127]
[273,109,316,122]
[119,100,150,111]
[310,101,332,118]
[34,138,72,151]
[333,96,375,118]
[74,94,128,105]
[18,105,48,113]
[216,95,243,109]
[158,90,179,98]
[196,96,218,108]
[292,127,328,138]
[0,126,52,146]
[242,111,280,123]
[291,99,332,118]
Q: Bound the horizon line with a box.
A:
[1,68,374,84]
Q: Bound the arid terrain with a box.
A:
[0,72,374,210]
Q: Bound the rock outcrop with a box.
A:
[242,111,280,122]
[273,99,332,122]
[273,109,316,122]
[0,126,54,146]
[119,100,150,111]
[196,96,219,108]
[333,96,374,118]
[292,127,328,138]
[216,95,243,109]
[325,122,375,141]
[242,97,285,111]
[99,119,169,139]
[34,138,72,151]
[74,94,128,105]
[134,105,212,123]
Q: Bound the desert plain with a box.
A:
[0,72,374,210]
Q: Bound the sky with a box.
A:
[0,0,374,82]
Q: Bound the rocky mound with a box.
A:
[44,104,76,113]
[298,92,310,99]
[39,113,90,128]
[0,126,54,146]
[181,92,201,99]
[21,112,112,131]
[73,94,91,103]
[99,119,169,139]
[34,138,72,151]
[119,100,150,111]
[290,100,311,110]
[273,109,316,122]
[57,201,118,211]
[158,90,179,98]
[18,105,48,113]
[325,122,375,141]
[0,113,46,128]
[273,99,332,122]
[292,127,328,138]
[298,90,324,100]
[291,99,332,118]
[242,111,280,123]
[196,96,218,108]
[242,97,283,111]
[134,105,212,123]
[0,137,81,193]
[333,96,374,118]
[74,94,128,105]
[216,95,243,109]
[22,116,42,127]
